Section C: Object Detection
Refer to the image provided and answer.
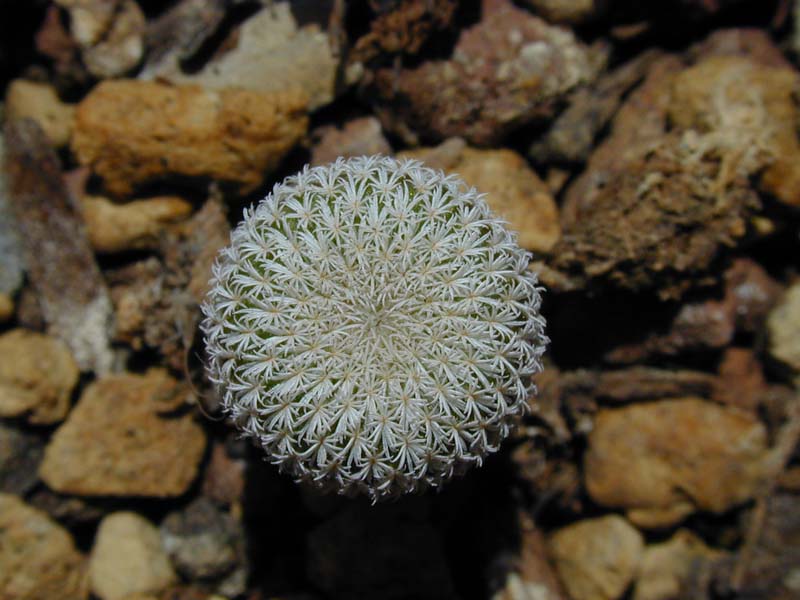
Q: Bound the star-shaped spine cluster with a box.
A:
[202,155,547,500]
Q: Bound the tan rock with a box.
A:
[523,0,602,24]
[549,515,644,600]
[0,328,79,424]
[401,140,561,253]
[71,80,308,196]
[633,530,725,600]
[0,493,88,600]
[90,512,176,600]
[311,117,392,166]
[0,293,13,322]
[39,370,206,497]
[4,79,75,146]
[668,55,800,208]
[585,398,768,527]
[80,195,192,253]
[767,282,800,374]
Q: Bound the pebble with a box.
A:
[311,117,392,166]
[90,511,176,600]
[522,0,603,24]
[0,493,88,600]
[548,515,644,600]
[767,281,800,375]
[39,370,206,497]
[0,328,79,424]
[584,397,768,528]
[4,79,75,147]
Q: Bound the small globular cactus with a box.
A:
[202,155,547,501]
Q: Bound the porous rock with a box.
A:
[368,0,602,145]
[585,397,768,528]
[767,282,800,375]
[4,79,75,147]
[71,80,308,196]
[39,370,206,497]
[0,493,88,600]
[0,328,79,424]
[401,140,561,253]
[80,194,193,253]
[90,512,176,600]
[548,515,644,600]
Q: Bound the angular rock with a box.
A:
[39,370,206,497]
[4,79,75,147]
[80,194,193,253]
[0,493,88,600]
[368,0,602,145]
[633,530,724,600]
[152,3,339,111]
[548,515,644,600]
[767,282,800,375]
[0,423,45,495]
[585,398,769,528]
[400,140,561,253]
[90,512,176,600]
[311,117,392,166]
[0,328,79,424]
[71,80,308,196]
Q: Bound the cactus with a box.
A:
[202,156,547,501]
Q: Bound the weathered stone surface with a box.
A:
[39,370,206,497]
[633,529,724,600]
[401,140,561,253]
[4,119,114,373]
[767,282,800,375]
[585,398,768,527]
[549,515,644,600]
[71,80,308,196]
[4,79,75,147]
[152,3,339,111]
[368,0,602,145]
[80,194,193,253]
[90,512,176,600]
[311,117,392,166]
[0,328,79,424]
[0,493,88,600]
[0,423,44,495]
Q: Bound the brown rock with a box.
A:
[0,293,13,322]
[712,347,767,411]
[368,0,602,145]
[71,80,308,196]
[633,530,724,600]
[80,195,193,253]
[585,398,768,527]
[39,370,206,497]
[767,282,800,375]
[90,512,176,600]
[548,515,644,600]
[4,80,75,147]
[401,141,561,253]
[0,328,79,424]
[522,0,605,24]
[202,442,245,507]
[595,367,716,403]
[311,117,392,166]
[0,493,88,600]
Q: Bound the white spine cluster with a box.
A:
[202,156,547,501]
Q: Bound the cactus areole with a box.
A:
[202,156,547,501]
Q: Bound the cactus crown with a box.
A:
[202,155,547,501]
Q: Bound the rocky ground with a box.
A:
[1,1,800,599]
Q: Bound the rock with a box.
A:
[400,140,561,253]
[0,128,24,296]
[548,515,644,600]
[4,79,75,147]
[34,4,88,88]
[71,80,308,196]
[522,0,605,24]
[201,441,245,507]
[152,3,339,111]
[594,367,716,403]
[0,328,79,424]
[0,293,13,322]
[0,493,88,600]
[311,117,392,166]
[0,423,45,495]
[160,498,243,581]
[367,0,603,145]
[80,195,193,253]
[633,529,724,600]
[55,0,145,78]
[585,398,769,528]
[39,370,206,497]
[711,347,768,411]
[90,512,177,600]
[767,282,800,375]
